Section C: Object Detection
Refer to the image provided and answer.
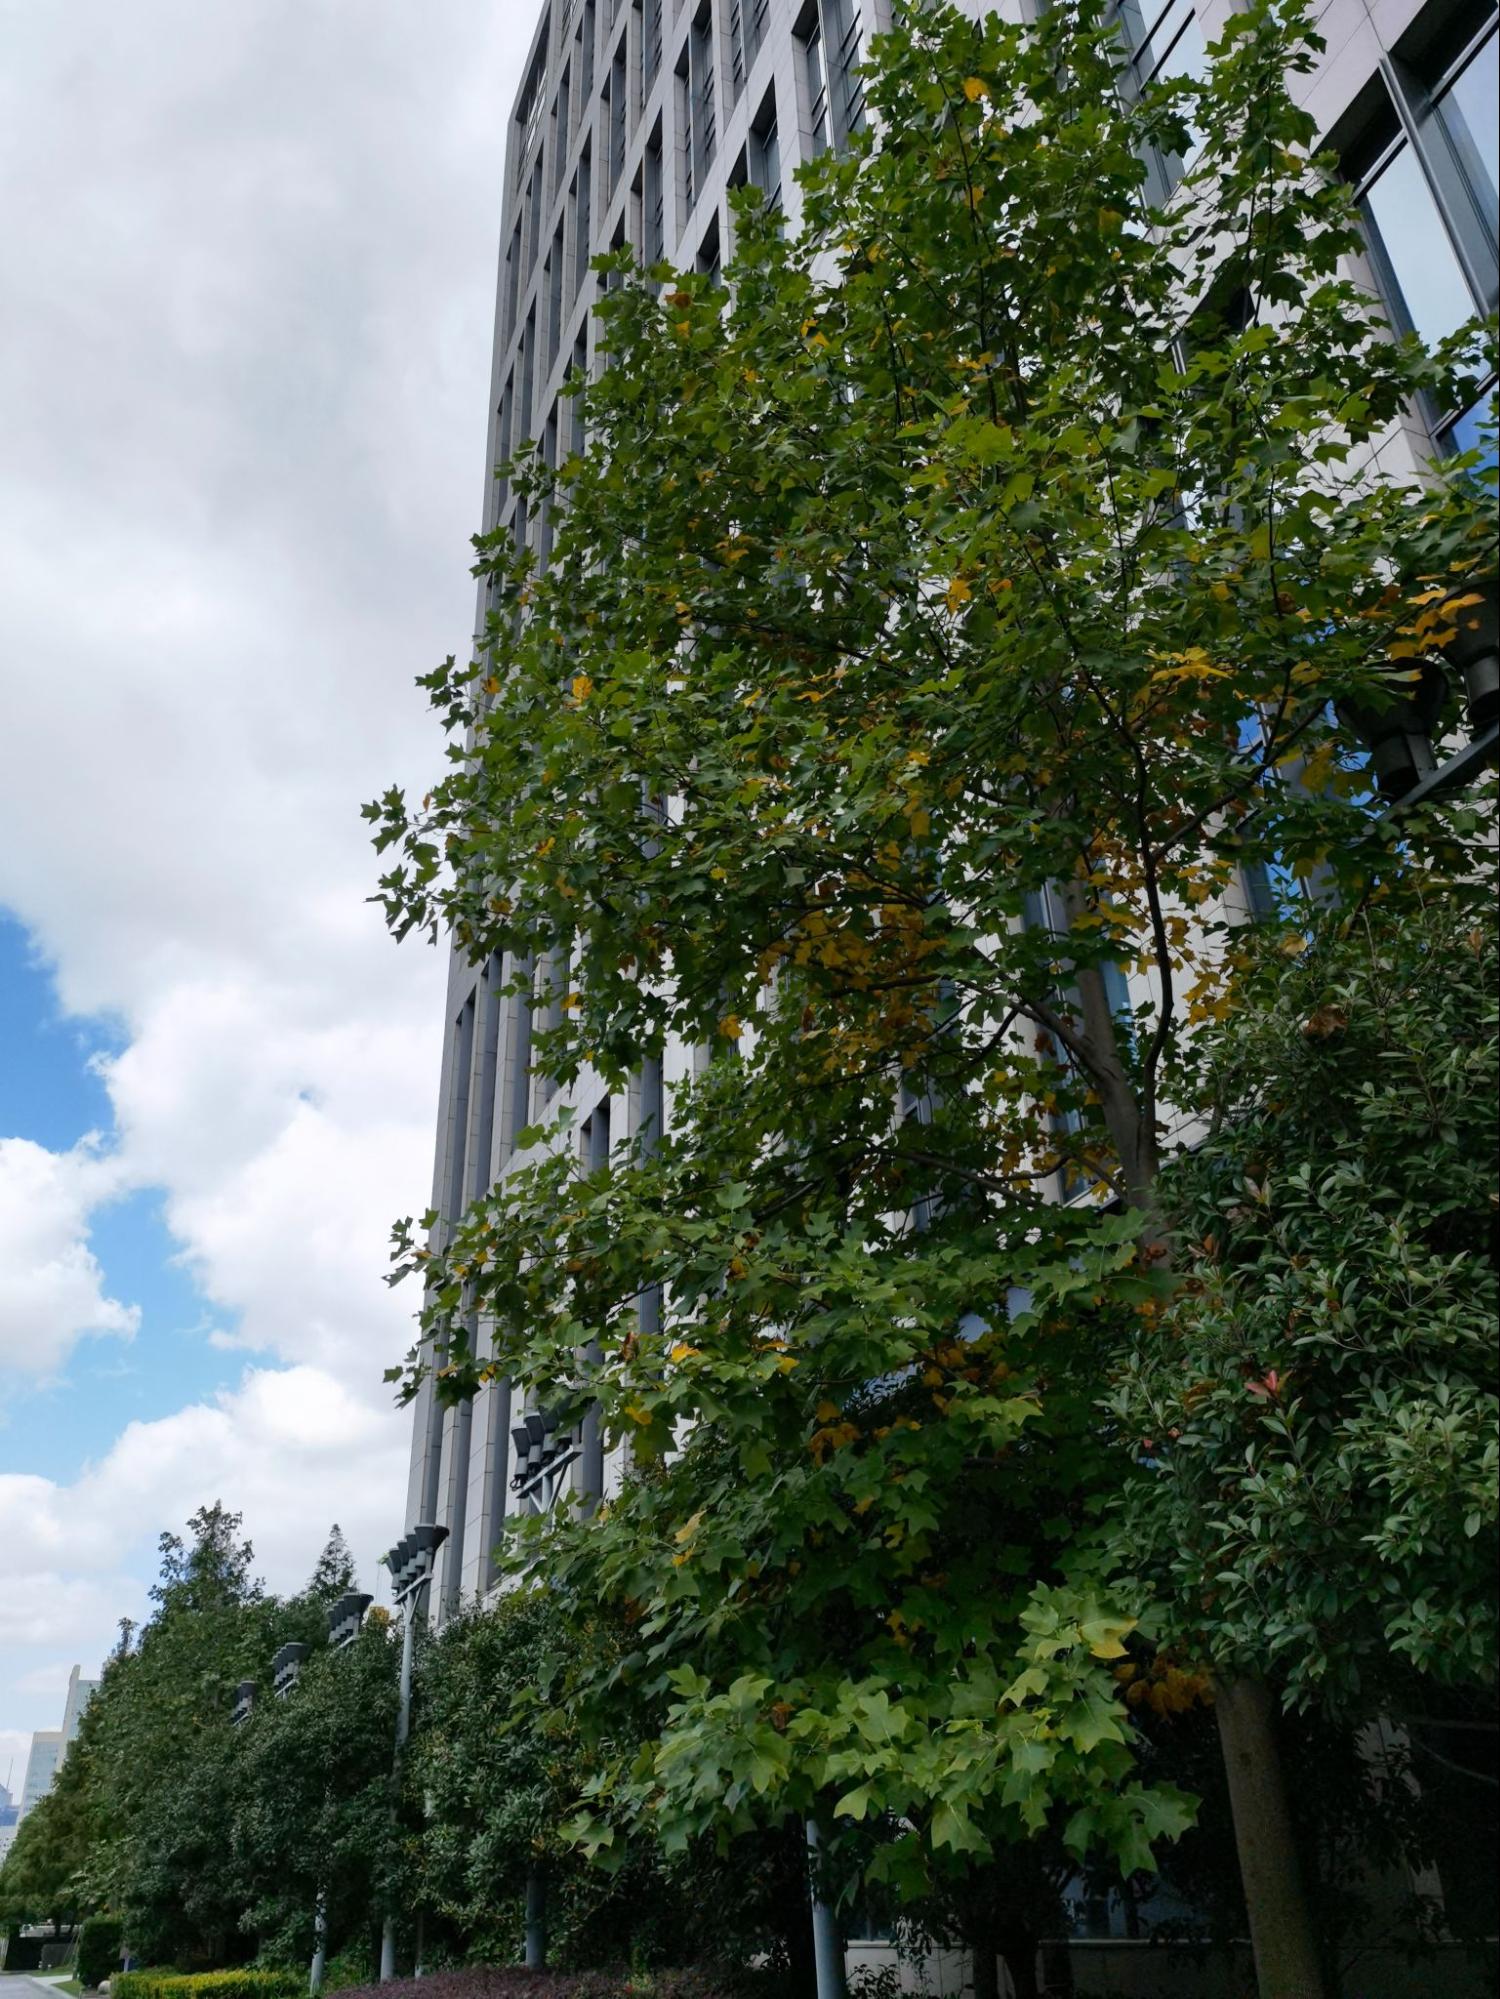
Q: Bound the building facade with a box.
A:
[406,0,1498,1623]
[16,1667,98,1822]
[18,1732,62,1821]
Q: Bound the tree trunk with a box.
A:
[997,1929,1040,1999]
[1216,1676,1326,1998]
[971,1940,1001,1999]
[1062,903,1327,1998]
[523,1863,547,1971]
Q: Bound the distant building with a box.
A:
[17,1665,98,1821]
[60,1664,97,1750]
[0,1776,18,1866]
[19,1731,62,1819]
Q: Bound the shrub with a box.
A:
[328,1970,747,1999]
[113,1973,302,1999]
[77,1917,124,1990]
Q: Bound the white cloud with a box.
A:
[0,1366,407,1598]
[0,0,529,1739]
[0,1138,139,1377]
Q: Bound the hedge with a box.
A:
[112,1974,303,1999]
[76,1916,123,1990]
[332,1972,742,1999]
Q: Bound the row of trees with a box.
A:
[0,1513,399,1974]
[364,2,1497,1995]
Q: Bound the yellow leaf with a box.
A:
[1089,1635,1129,1660]
[945,574,972,614]
[963,76,989,101]
[624,1402,653,1426]
[571,673,593,702]
[669,1342,700,1364]
[719,1013,743,1039]
[674,1510,705,1544]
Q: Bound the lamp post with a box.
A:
[305,1593,374,1998]
[1339,580,1500,810]
[376,1523,448,1983]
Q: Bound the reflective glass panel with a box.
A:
[1441,31,1499,213]
[1362,141,1475,351]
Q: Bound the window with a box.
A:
[749,88,781,212]
[696,3,720,196]
[535,951,570,1109]
[825,0,865,143]
[547,228,565,368]
[1343,15,1498,451]
[798,5,829,156]
[608,36,629,189]
[495,374,514,508]
[747,0,769,70]
[1109,0,1208,200]
[570,330,590,455]
[553,65,572,197]
[729,0,747,104]
[643,0,663,96]
[579,0,596,98]
[526,156,546,273]
[645,116,666,261]
[677,44,696,212]
[516,37,549,182]
[797,1,865,156]
[503,958,534,1158]
[697,211,722,287]
[503,221,523,342]
[573,145,593,299]
[538,406,559,570]
[520,303,537,444]
[580,1097,613,1173]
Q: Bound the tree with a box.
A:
[229,1620,400,1970]
[307,1526,357,1603]
[1112,880,1498,1709]
[369,3,1495,1992]
[412,1586,871,1990]
[0,1506,283,1965]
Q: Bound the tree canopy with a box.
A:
[367,0,1495,1945]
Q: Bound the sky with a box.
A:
[0,0,527,1786]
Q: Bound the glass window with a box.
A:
[1443,384,1498,466]
[1362,141,1476,351]
[803,17,829,155]
[751,98,782,212]
[1110,1,1206,197]
[1438,30,1499,220]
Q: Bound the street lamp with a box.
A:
[304,1592,376,1998]
[508,1405,582,1511]
[1339,579,1500,809]
[273,1644,310,1700]
[376,1522,448,1983]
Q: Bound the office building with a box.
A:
[18,1732,62,1821]
[405,0,1497,1612]
[16,1667,98,1821]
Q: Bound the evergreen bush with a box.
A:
[77,1916,123,1989]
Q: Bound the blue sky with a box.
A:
[0,914,236,1480]
[0,0,527,1778]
